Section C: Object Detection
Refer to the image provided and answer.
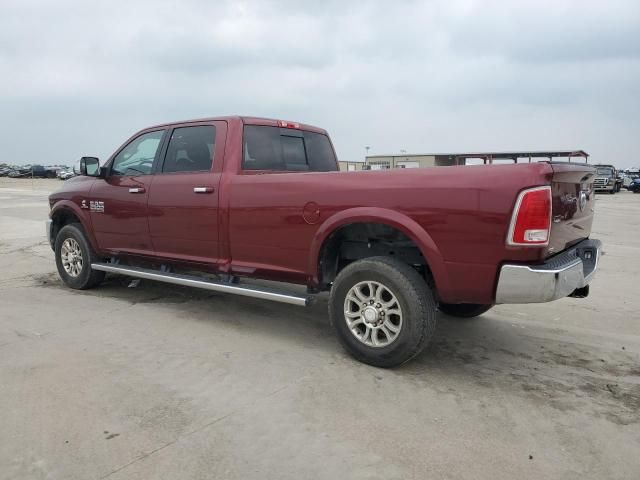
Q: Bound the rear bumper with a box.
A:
[495,239,601,304]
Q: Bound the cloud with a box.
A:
[0,0,639,167]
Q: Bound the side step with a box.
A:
[91,263,311,307]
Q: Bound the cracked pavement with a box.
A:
[0,178,639,480]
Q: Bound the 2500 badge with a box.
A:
[80,200,104,213]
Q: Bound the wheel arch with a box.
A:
[308,207,451,297]
[50,202,99,252]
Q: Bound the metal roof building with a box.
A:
[356,150,589,170]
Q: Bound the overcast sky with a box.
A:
[1,0,639,167]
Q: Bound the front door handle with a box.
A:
[128,187,146,194]
[193,186,215,194]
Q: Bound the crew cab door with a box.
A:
[89,129,165,255]
[147,122,227,264]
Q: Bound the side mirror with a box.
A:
[79,157,100,177]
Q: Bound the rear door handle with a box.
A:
[193,186,215,194]
[128,187,146,194]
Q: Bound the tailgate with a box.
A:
[547,163,596,257]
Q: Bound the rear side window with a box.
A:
[162,125,216,173]
[243,125,336,172]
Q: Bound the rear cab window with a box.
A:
[242,125,337,172]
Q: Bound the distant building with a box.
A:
[362,150,589,170]
[365,154,439,169]
[338,161,365,171]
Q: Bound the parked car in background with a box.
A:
[34,165,60,178]
[629,178,640,193]
[625,169,640,189]
[1,164,69,179]
[57,168,76,180]
[621,174,634,189]
[5,165,59,179]
[8,167,32,178]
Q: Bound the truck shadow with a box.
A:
[37,272,640,425]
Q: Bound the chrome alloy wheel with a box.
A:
[61,238,83,277]
[344,281,403,348]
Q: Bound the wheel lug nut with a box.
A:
[369,300,374,305]
[376,303,381,308]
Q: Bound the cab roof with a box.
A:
[142,116,327,134]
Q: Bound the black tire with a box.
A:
[438,303,493,318]
[329,256,436,368]
[54,223,105,289]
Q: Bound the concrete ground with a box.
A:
[0,177,638,480]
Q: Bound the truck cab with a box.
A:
[593,165,619,193]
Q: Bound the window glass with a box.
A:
[281,136,308,171]
[111,130,164,176]
[243,125,337,172]
[163,125,216,173]
[596,167,613,176]
[243,126,285,171]
[303,131,337,172]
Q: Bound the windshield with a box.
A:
[596,167,613,176]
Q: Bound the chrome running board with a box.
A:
[91,263,311,307]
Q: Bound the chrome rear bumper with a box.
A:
[495,239,601,304]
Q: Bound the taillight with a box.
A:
[507,186,551,246]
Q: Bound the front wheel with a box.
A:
[329,256,437,368]
[55,223,105,289]
[438,303,493,318]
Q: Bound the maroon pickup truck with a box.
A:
[47,116,601,367]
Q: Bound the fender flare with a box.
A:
[308,207,451,296]
[49,201,100,253]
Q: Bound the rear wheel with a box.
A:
[55,224,105,289]
[438,303,493,318]
[329,256,436,368]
